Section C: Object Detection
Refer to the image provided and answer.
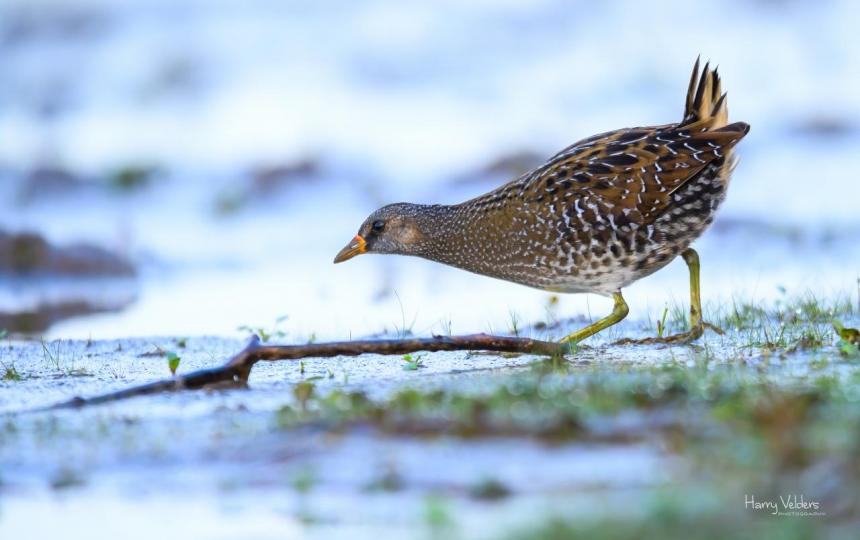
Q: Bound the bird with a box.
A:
[334,58,749,345]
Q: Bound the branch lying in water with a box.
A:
[40,333,567,411]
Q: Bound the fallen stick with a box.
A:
[39,333,567,411]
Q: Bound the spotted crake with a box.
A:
[335,58,749,344]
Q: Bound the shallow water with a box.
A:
[3,331,859,539]
[0,336,671,539]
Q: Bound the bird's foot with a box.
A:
[613,322,724,346]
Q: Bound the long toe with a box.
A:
[614,326,705,346]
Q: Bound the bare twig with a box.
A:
[38,333,566,411]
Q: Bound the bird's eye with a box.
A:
[372,220,385,233]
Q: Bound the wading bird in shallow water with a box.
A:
[334,58,749,344]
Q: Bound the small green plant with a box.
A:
[293,381,314,411]
[40,339,88,376]
[0,329,7,340]
[238,314,289,342]
[1,360,22,381]
[656,306,669,338]
[175,337,187,348]
[166,351,181,375]
[834,321,860,358]
[402,353,425,371]
[668,301,689,332]
[393,291,417,338]
[508,309,521,337]
[438,316,453,336]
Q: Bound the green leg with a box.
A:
[618,248,723,345]
[559,292,629,344]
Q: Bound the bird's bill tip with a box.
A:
[333,235,367,264]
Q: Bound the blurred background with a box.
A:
[2,0,859,341]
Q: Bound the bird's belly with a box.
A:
[538,166,729,293]
[511,204,723,295]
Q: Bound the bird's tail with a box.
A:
[682,57,747,136]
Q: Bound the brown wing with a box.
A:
[512,59,749,227]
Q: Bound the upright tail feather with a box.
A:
[683,57,731,130]
[680,57,750,186]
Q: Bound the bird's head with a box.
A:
[333,203,429,263]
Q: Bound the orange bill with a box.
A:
[333,235,366,263]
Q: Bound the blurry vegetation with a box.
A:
[502,506,826,540]
[237,315,289,342]
[17,166,88,200]
[250,159,320,194]
[290,467,317,495]
[49,467,86,490]
[140,55,206,100]
[17,162,164,200]
[40,338,89,376]
[437,316,454,336]
[451,150,545,186]
[166,350,181,375]
[0,4,107,47]
[423,494,455,537]
[790,115,857,139]
[215,158,322,215]
[274,359,860,452]
[655,305,670,338]
[401,353,425,371]
[364,464,404,493]
[632,292,858,353]
[532,295,564,332]
[833,321,860,358]
[1,360,22,381]
[508,309,522,337]
[104,164,162,192]
[0,229,134,276]
[392,291,417,338]
[470,477,511,500]
[272,355,860,536]
[715,292,854,351]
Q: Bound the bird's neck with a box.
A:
[410,203,500,274]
